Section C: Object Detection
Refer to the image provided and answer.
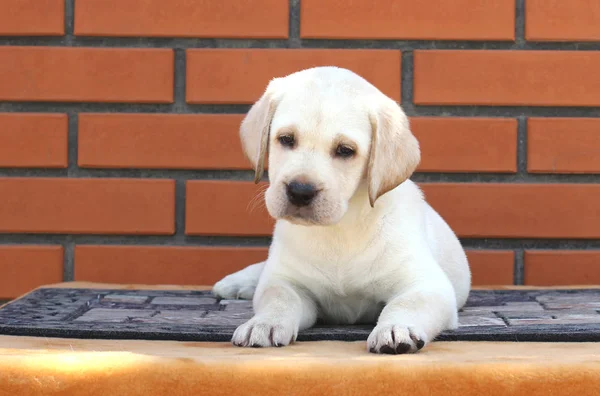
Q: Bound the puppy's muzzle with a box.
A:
[286,181,318,207]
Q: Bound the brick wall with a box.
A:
[1,0,599,299]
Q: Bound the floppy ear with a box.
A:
[240,84,279,183]
[367,98,421,207]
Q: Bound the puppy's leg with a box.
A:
[368,278,457,355]
[212,262,265,300]
[232,279,317,347]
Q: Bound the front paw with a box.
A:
[213,274,256,300]
[232,316,298,348]
[367,324,427,354]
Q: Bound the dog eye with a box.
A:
[335,145,355,158]
[278,135,295,148]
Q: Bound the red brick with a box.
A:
[0,178,175,235]
[73,245,515,287]
[412,118,517,173]
[414,50,600,107]
[0,113,67,168]
[528,118,600,174]
[78,114,516,172]
[525,251,600,286]
[0,47,173,103]
[0,245,63,299]
[466,250,515,286]
[301,0,514,41]
[186,49,401,104]
[422,184,600,239]
[526,0,600,42]
[186,181,273,236]
[0,0,64,36]
[74,245,268,286]
[75,0,288,39]
[78,113,247,169]
[186,181,600,238]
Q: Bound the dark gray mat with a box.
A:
[1,288,600,342]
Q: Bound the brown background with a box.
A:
[0,0,599,299]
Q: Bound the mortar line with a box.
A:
[64,238,75,282]
[0,103,250,114]
[515,0,526,47]
[514,249,525,285]
[64,0,75,45]
[3,37,600,51]
[2,169,600,183]
[0,235,273,246]
[288,0,301,48]
[173,48,187,112]
[401,51,414,111]
[2,102,599,118]
[0,169,259,180]
[67,112,78,177]
[174,180,187,238]
[1,236,600,250]
[516,115,528,176]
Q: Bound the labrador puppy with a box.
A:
[213,66,471,354]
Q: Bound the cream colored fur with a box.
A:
[213,67,471,354]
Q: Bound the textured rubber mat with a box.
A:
[1,288,600,342]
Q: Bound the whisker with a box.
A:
[246,185,269,214]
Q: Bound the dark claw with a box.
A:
[369,347,378,354]
[395,343,411,354]
[269,327,275,346]
[250,343,262,348]
[379,345,397,354]
[410,333,425,350]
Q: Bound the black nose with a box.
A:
[286,181,318,207]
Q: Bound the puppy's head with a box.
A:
[241,67,420,226]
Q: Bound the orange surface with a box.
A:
[412,117,517,173]
[301,0,514,40]
[78,114,518,173]
[184,180,600,239]
[525,251,600,286]
[0,246,63,299]
[526,0,600,41]
[0,178,175,235]
[0,113,68,168]
[2,336,600,396]
[74,246,268,286]
[422,183,600,239]
[185,181,273,236]
[186,49,401,103]
[528,118,600,174]
[78,114,247,170]
[69,246,516,288]
[0,47,173,103]
[467,251,515,286]
[0,0,63,36]
[414,50,600,107]
[74,0,288,38]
